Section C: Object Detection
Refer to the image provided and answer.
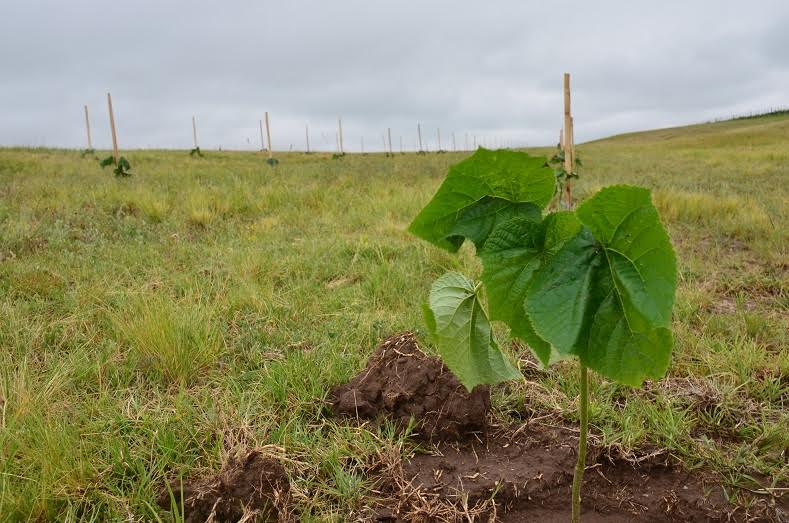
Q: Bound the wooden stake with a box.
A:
[264,111,273,159]
[106,93,119,162]
[387,128,393,155]
[305,124,310,153]
[83,105,92,150]
[259,120,265,151]
[563,73,574,206]
[417,123,423,152]
[192,115,198,149]
[338,118,344,154]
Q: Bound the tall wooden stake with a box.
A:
[106,93,119,162]
[305,124,310,153]
[387,128,393,155]
[417,123,423,152]
[338,118,344,154]
[192,115,198,149]
[83,105,93,150]
[264,111,273,159]
[563,72,575,207]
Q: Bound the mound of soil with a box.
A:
[157,450,292,522]
[330,332,490,441]
[376,424,786,522]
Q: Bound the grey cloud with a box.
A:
[0,0,787,151]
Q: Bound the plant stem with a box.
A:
[571,364,589,523]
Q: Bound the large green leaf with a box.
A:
[409,148,556,252]
[479,212,581,365]
[525,185,677,386]
[447,197,542,251]
[424,272,522,390]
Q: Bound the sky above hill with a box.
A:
[1,0,787,151]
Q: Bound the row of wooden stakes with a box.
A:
[83,73,576,187]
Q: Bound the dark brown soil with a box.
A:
[157,450,292,522]
[374,424,787,522]
[330,332,490,441]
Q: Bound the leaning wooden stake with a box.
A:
[106,93,119,162]
[338,118,344,154]
[264,112,273,159]
[83,105,93,150]
[192,115,199,149]
[417,123,423,152]
[563,73,575,207]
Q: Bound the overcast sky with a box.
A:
[1,1,787,151]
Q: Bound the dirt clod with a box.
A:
[157,450,292,522]
[330,332,490,441]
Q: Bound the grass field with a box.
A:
[1,113,787,521]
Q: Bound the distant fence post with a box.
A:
[83,105,93,150]
[106,93,119,162]
[338,118,344,154]
[387,127,393,155]
[192,115,198,149]
[417,123,423,152]
[264,111,273,159]
[563,72,575,207]
[452,132,456,152]
[305,124,310,153]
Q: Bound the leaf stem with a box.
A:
[571,364,588,523]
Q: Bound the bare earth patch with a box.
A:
[157,449,293,522]
[330,332,490,441]
[371,424,787,522]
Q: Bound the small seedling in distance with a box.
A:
[99,155,132,177]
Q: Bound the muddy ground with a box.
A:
[334,333,786,522]
[369,423,786,522]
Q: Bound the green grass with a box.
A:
[1,114,787,520]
